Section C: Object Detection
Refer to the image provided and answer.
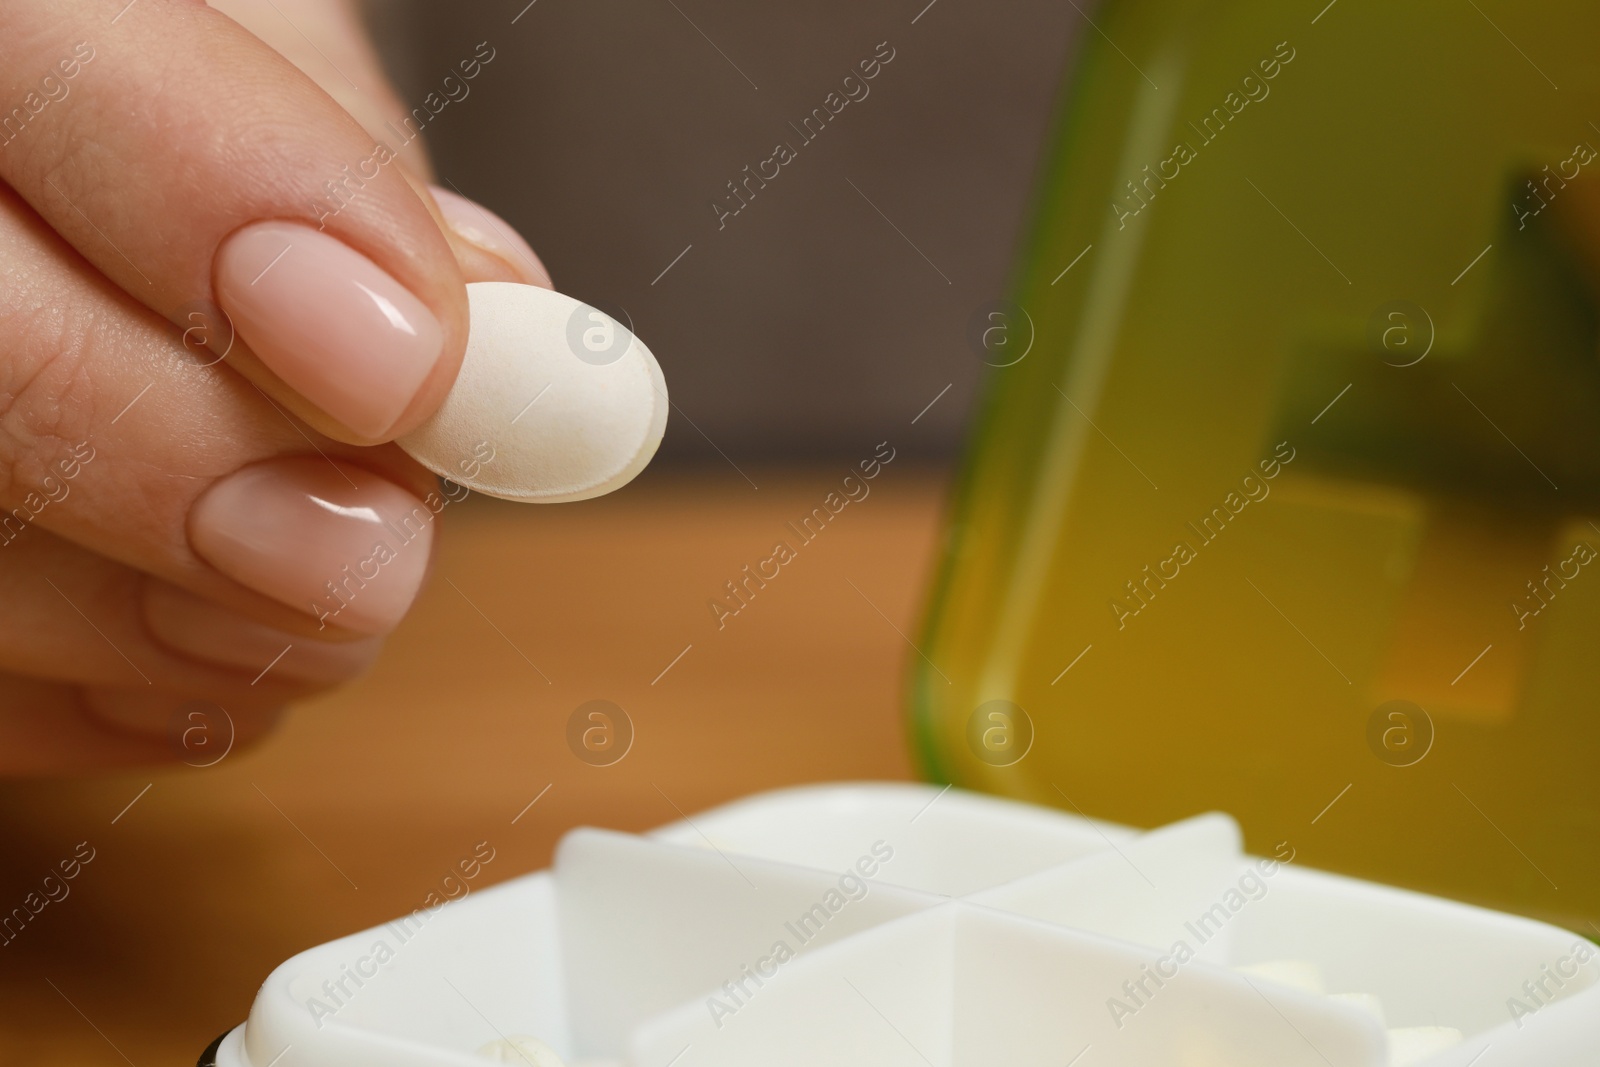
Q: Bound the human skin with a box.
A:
[0,0,547,774]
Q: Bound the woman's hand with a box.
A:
[0,0,546,774]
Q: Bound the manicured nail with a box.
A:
[214,221,444,439]
[188,457,436,634]
[83,691,285,753]
[430,185,551,287]
[142,582,383,683]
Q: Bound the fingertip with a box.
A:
[214,219,462,442]
[141,581,385,684]
[66,690,287,770]
[188,457,436,636]
[428,184,553,288]
[82,690,285,741]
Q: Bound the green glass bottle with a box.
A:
[913,0,1600,929]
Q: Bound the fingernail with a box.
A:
[188,457,436,634]
[430,185,552,287]
[214,221,444,439]
[83,691,285,752]
[142,582,383,683]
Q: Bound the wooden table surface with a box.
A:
[0,466,947,1066]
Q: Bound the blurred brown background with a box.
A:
[374,0,1082,461]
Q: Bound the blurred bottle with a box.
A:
[913,0,1600,929]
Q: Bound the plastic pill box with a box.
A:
[203,783,1599,1067]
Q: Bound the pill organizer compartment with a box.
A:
[206,784,1599,1067]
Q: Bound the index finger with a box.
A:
[0,0,469,444]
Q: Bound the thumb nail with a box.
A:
[430,185,551,287]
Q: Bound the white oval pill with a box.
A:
[398,282,668,502]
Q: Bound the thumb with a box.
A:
[210,0,440,182]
